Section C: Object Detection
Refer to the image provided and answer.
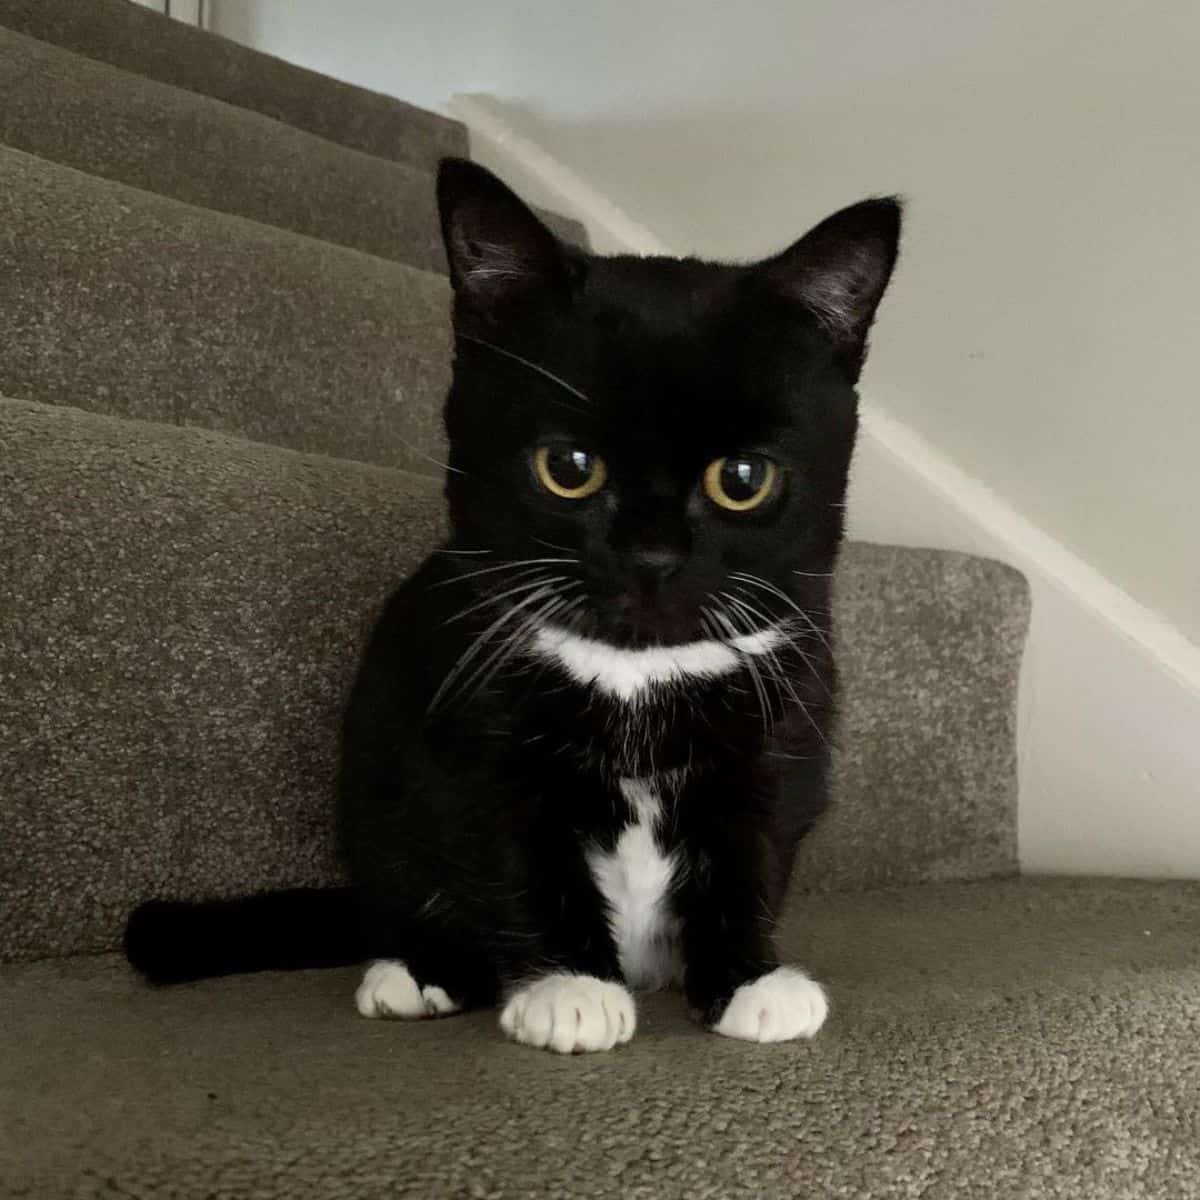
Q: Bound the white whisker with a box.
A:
[729,572,833,655]
[456,333,593,408]
[395,435,468,477]
[443,572,566,626]
[433,557,577,588]
[707,603,772,739]
[429,584,562,712]
[453,588,582,707]
[726,585,832,699]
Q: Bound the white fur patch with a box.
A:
[587,779,683,990]
[355,960,462,1020]
[500,973,637,1054]
[713,966,829,1043]
[531,624,784,702]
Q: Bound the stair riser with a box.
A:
[0,148,451,475]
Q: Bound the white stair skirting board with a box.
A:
[449,92,1200,878]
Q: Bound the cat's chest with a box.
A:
[585,777,684,991]
[517,622,762,775]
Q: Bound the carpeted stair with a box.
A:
[0,3,1196,1197]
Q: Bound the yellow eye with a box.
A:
[703,456,778,512]
[534,445,607,499]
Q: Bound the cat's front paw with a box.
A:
[500,973,636,1054]
[355,960,461,1019]
[712,966,829,1043]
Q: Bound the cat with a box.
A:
[125,158,901,1054]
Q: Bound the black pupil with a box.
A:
[721,457,766,502]
[547,447,594,489]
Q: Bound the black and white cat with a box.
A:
[126,160,900,1054]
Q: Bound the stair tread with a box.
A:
[0,25,450,272]
[3,876,1196,1197]
[0,145,451,475]
[0,0,465,172]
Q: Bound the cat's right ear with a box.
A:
[437,158,567,316]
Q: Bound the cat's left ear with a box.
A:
[762,197,902,382]
[437,158,567,316]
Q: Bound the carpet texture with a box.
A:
[0,146,452,475]
[0,396,1026,962]
[807,541,1026,893]
[2,878,1197,1199]
[0,397,445,962]
[0,0,466,172]
[0,24,448,273]
[0,26,586,270]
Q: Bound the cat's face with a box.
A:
[437,161,899,649]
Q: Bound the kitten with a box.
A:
[126,159,900,1054]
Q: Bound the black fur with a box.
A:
[125,160,900,1026]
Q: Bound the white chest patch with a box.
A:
[586,778,683,991]
[531,624,784,703]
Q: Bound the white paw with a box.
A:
[354,960,462,1020]
[499,973,636,1054]
[712,966,829,1043]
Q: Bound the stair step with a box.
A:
[0,396,1027,960]
[805,541,1027,893]
[0,146,450,475]
[0,26,452,273]
[0,395,446,962]
[0,0,465,172]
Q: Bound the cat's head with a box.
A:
[436,159,900,649]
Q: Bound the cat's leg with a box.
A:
[680,794,828,1044]
[498,837,637,1054]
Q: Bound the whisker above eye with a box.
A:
[394,435,469,477]
[455,332,593,409]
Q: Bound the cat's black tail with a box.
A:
[124,887,365,984]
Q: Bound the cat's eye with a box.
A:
[533,445,607,500]
[703,455,778,512]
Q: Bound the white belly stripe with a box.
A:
[587,778,683,991]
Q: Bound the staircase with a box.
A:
[0,3,1196,1196]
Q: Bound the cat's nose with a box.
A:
[631,545,685,585]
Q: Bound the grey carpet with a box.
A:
[0,26,586,270]
[0,0,467,172]
[0,24,449,273]
[0,145,452,475]
[1,396,1025,962]
[0,396,444,962]
[2,878,1197,1199]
